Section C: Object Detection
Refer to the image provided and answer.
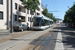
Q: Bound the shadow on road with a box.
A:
[52,25,75,48]
[10,39,35,41]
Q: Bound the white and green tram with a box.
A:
[32,15,53,30]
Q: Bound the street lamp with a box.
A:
[67,6,70,9]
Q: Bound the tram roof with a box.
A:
[34,15,53,21]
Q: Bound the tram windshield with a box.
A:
[33,17,42,26]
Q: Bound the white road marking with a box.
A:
[55,29,64,50]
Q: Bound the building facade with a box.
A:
[0,0,45,30]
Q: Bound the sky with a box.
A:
[42,0,75,20]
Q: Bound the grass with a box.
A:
[0,29,8,31]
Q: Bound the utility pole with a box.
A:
[7,0,9,29]
[10,0,13,33]
[46,4,47,8]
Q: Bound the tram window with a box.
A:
[41,19,45,26]
[50,21,53,24]
[44,19,49,25]
[41,19,50,26]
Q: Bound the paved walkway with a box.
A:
[54,23,75,50]
[0,30,35,42]
[61,24,75,50]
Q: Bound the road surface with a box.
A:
[0,23,75,50]
[0,24,56,50]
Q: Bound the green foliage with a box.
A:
[22,0,39,12]
[64,4,75,23]
[22,0,56,22]
[52,16,57,22]
[42,8,48,16]
[42,8,56,22]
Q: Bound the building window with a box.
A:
[15,3,17,10]
[0,0,3,4]
[37,8,40,11]
[19,16,25,22]
[20,0,23,2]
[0,12,3,19]
[37,13,40,15]
[28,17,30,21]
[19,7,21,11]
[21,17,25,22]
[15,15,17,21]
[24,9,26,13]
[27,9,29,14]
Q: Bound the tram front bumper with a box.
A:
[32,26,45,30]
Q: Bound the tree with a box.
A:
[47,13,52,19]
[22,0,39,28]
[47,13,56,22]
[42,8,56,22]
[64,4,75,23]
[22,0,39,12]
[42,8,48,16]
[52,16,56,22]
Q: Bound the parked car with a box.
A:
[65,23,68,26]
[72,23,75,28]
[13,24,29,31]
[67,23,72,27]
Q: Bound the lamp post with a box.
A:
[10,0,13,33]
[67,6,70,8]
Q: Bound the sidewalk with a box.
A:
[55,23,75,50]
[0,30,35,42]
[0,30,9,32]
[0,30,10,36]
[61,26,75,50]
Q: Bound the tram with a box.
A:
[32,15,53,30]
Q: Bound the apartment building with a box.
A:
[0,0,7,30]
[0,0,45,30]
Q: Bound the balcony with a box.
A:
[19,5,26,13]
[18,16,25,22]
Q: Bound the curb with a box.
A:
[0,30,9,33]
